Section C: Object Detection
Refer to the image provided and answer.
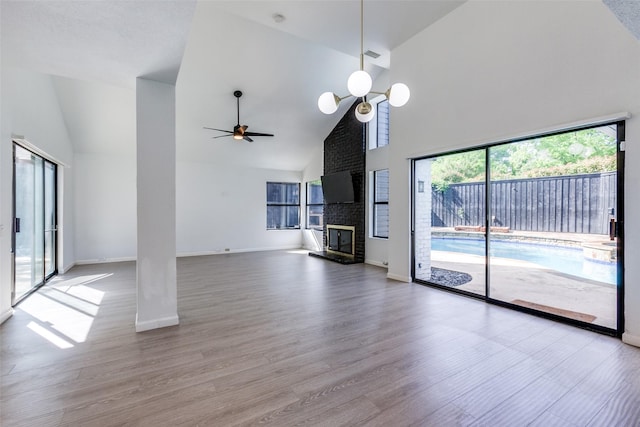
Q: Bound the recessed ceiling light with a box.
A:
[272,13,285,23]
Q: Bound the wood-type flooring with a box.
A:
[1,250,639,426]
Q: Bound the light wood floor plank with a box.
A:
[1,250,639,426]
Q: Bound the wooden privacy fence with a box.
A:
[431,172,617,234]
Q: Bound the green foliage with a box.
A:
[431,127,616,190]
[431,150,485,191]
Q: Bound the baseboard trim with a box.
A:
[60,262,76,274]
[177,246,302,258]
[365,259,388,269]
[0,308,14,325]
[73,247,304,266]
[386,273,412,282]
[622,332,640,348]
[75,256,136,265]
[135,314,179,333]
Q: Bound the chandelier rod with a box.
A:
[316,0,410,121]
[360,0,364,71]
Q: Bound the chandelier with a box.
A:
[317,0,410,123]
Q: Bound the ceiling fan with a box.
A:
[204,90,274,142]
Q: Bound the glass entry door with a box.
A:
[413,122,623,334]
[13,144,57,304]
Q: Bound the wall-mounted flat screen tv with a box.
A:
[321,171,355,204]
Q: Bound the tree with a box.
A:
[431,126,616,189]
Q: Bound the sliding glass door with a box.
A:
[413,122,624,333]
[13,144,57,304]
[415,151,486,296]
[487,126,620,329]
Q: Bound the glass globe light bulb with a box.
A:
[318,92,340,114]
[355,101,375,123]
[347,70,372,97]
[387,83,411,107]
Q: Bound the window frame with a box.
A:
[367,95,389,150]
[372,169,389,238]
[411,119,626,336]
[266,182,301,230]
[305,179,324,230]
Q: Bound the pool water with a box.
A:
[431,237,617,285]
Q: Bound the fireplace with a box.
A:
[326,225,355,258]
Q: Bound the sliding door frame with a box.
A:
[11,141,58,305]
[412,120,625,337]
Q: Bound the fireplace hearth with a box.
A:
[309,224,358,264]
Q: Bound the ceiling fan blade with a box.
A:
[244,131,274,137]
[211,91,269,143]
[212,134,232,139]
[204,127,233,133]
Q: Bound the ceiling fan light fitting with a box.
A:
[205,90,274,142]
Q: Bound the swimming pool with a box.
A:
[431,237,617,285]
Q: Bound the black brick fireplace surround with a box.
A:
[310,101,366,264]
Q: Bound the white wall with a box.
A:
[177,161,302,255]
[74,152,137,263]
[0,67,75,322]
[73,155,305,262]
[388,0,640,342]
[301,145,324,251]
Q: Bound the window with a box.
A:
[267,182,300,229]
[367,96,390,149]
[373,169,389,238]
[306,180,323,229]
[376,99,389,148]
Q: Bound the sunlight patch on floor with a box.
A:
[17,273,110,347]
[26,321,74,349]
[47,273,111,304]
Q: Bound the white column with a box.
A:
[414,159,433,281]
[135,78,178,332]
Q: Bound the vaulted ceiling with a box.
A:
[1,0,466,170]
[2,0,637,170]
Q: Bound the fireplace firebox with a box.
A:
[326,224,355,258]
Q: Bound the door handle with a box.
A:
[14,218,20,233]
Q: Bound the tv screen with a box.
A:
[321,171,355,204]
